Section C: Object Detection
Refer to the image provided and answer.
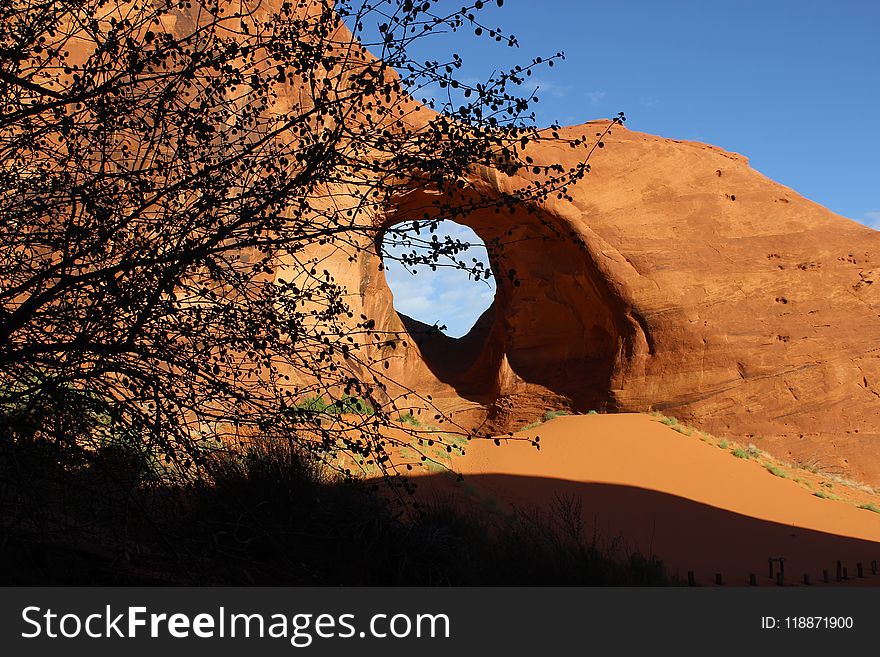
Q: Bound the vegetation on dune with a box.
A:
[650,414,880,511]
[293,395,375,417]
[519,408,573,432]
[395,411,422,426]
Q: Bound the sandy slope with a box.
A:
[435,413,880,585]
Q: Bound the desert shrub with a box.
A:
[0,430,669,586]
[746,444,763,458]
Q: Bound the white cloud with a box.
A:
[586,90,606,106]
[383,274,433,316]
[528,78,572,99]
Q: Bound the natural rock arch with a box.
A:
[344,121,880,486]
[233,0,880,485]
[368,185,637,427]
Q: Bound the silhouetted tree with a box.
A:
[0,0,621,492]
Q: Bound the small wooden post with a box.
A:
[857,562,864,578]
[836,560,843,581]
[872,560,878,576]
[715,573,723,585]
[803,573,811,585]
[823,569,830,583]
[688,571,695,587]
[749,573,757,586]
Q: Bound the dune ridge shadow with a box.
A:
[414,472,880,586]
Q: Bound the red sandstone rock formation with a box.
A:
[369,122,880,484]
[45,0,880,485]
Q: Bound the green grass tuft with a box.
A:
[858,503,880,513]
[520,409,570,432]
[766,465,788,479]
[292,394,374,416]
[395,411,421,426]
[732,448,748,459]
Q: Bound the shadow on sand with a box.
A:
[414,472,880,586]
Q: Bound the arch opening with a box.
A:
[380,220,495,339]
[378,220,499,395]
[376,197,628,424]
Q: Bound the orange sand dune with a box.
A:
[434,414,880,585]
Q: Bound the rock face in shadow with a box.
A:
[368,123,880,484]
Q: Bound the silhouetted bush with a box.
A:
[0,426,668,585]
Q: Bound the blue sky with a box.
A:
[382,223,496,337]
[374,0,880,336]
